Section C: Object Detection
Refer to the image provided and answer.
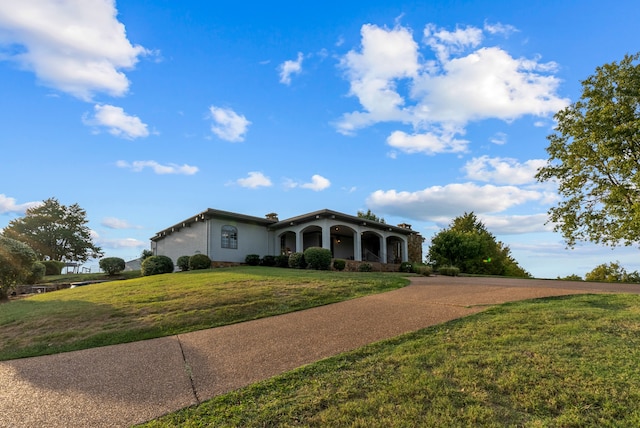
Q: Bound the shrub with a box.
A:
[399,262,413,273]
[261,255,276,267]
[245,254,261,266]
[288,252,306,269]
[141,255,174,276]
[359,263,373,272]
[99,257,126,276]
[304,247,332,270]
[177,255,191,272]
[26,261,46,284]
[333,259,346,271]
[414,265,433,276]
[189,254,211,270]
[42,260,65,276]
[276,254,290,268]
[558,274,583,281]
[438,265,460,276]
[0,236,37,300]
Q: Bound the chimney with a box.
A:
[397,223,412,230]
[265,212,279,221]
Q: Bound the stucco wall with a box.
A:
[152,221,208,267]
[208,218,271,263]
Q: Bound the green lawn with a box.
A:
[0,267,408,361]
[140,293,640,427]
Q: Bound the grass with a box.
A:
[0,266,408,361]
[140,293,640,427]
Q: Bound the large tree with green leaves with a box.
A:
[536,53,640,247]
[357,209,385,224]
[428,212,530,277]
[2,198,103,263]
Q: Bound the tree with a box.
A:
[2,198,103,263]
[99,257,125,276]
[0,236,37,301]
[536,53,640,247]
[428,212,530,277]
[585,261,628,282]
[357,209,385,224]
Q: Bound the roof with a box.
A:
[271,209,416,235]
[151,208,277,241]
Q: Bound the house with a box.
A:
[150,208,422,267]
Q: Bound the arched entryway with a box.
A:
[330,224,356,260]
[361,231,382,262]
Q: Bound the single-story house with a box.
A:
[150,208,423,267]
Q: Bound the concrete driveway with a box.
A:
[1,276,637,427]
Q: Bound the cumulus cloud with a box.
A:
[116,160,198,175]
[84,104,149,139]
[0,194,41,214]
[235,171,273,189]
[285,174,331,191]
[336,22,569,154]
[209,106,251,142]
[279,52,303,85]
[97,237,146,249]
[101,217,141,230]
[463,156,547,185]
[367,182,542,221]
[0,0,149,100]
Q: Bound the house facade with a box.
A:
[150,208,422,266]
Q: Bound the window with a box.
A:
[221,225,238,249]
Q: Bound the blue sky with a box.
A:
[1,0,639,278]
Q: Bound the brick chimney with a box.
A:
[265,213,279,221]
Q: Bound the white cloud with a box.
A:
[235,171,272,189]
[0,0,149,100]
[101,217,141,230]
[490,132,507,145]
[367,182,542,221]
[0,194,41,214]
[483,21,519,36]
[279,52,303,85]
[84,104,149,139]
[479,213,553,234]
[387,129,468,155]
[98,237,146,249]
[209,106,251,142]
[285,174,331,191]
[116,160,199,175]
[336,22,569,154]
[463,156,547,185]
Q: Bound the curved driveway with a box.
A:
[1,276,638,427]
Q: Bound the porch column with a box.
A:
[354,231,362,261]
[296,232,303,253]
[321,224,331,250]
[380,235,387,264]
[402,238,409,262]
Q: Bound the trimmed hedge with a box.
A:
[189,254,211,270]
[276,254,290,268]
[261,255,276,267]
[42,260,65,276]
[99,257,126,276]
[245,254,261,266]
[438,265,460,276]
[399,262,413,273]
[359,262,373,272]
[304,247,332,270]
[177,256,191,272]
[141,255,174,276]
[333,259,346,271]
[288,252,306,269]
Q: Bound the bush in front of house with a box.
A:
[245,254,261,266]
[141,255,174,276]
[276,254,290,268]
[189,254,211,270]
[399,261,413,273]
[42,260,65,276]
[177,256,191,272]
[261,255,276,266]
[359,263,373,272]
[288,252,306,269]
[333,259,346,271]
[414,264,433,276]
[438,265,460,276]
[304,247,332,270]
[99,257,126,276]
